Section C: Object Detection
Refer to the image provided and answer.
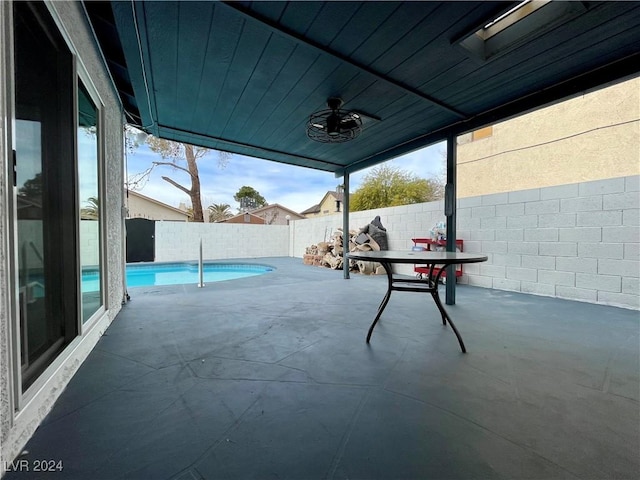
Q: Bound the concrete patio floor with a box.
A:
[6,257,639,480]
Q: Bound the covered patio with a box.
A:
[7,258,638,479]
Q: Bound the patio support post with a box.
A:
[445,133,457,305]
[342,173,350,279]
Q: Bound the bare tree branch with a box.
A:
[161,176,191,195]
[152,161,192,177]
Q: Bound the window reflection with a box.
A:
[78,82,102,322]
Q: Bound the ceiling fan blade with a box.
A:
[340,119,359,130]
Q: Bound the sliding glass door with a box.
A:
[14,1,78,391]
[78,82,103,323]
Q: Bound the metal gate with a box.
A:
[126,218,155,263]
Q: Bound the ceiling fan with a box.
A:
[306,97,363,143]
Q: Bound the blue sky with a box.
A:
[125,135,446,214]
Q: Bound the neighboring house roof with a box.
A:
[300,204,320,215]
[219,212,265,224]
[302,191,344,216]
[250,203,305,220]
[126,189,190,220]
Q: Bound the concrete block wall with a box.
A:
[457,176,639,309]
[155,222,289,262]
[292,176,639,310]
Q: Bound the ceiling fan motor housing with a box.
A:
[307,97,363,143]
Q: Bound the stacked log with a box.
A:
[303,225,385,275]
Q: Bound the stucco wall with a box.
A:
[1,1,125,472]
[457,77,640,197]
[291,176,639,310]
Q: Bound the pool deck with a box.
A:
[6,257,639,479]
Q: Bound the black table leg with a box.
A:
[431,267,466,353]
[366,261,393,343]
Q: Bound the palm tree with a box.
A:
[208,203,233,222]
[81,196,99,220]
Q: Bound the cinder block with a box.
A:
[625,175,640,192]
[458,196,482,208]
[578,243,623,259]
[458,217,481,230]
[493,278,521,291]
[577,211,622,227]
[490,253,521,268]
[579,177,625,197]
[556,257,597,274]
[462,240,482,253]
[481,216,506,229]
[472,205,496,218]
[424,201,443,212]
[539,242,576,257]
[603,192,640,210]
[602,226,639,243]
[481,241,508,254]
[507,215,538,228]
[622,277,639,295]
[598,259,639,277]
[481,192,509,205]
[508,188,540,203]
[462,263,481,274]
[524,228,558,242]
[470,229,495,241]
[525,200,560,215]
[597,291,639,309]
[506,266,537,282]
[560,196,602,212]
[522,255,555,270]
[538,213,576,228]
[559,227,602,242]
[467,275,493,288]
[624,244,639,261]
[556,286,597,302]
[495,228,523,241]
[521,281,556,297]
[456,207,472,219]
[480,264,506,277]
[496,203,525,217]
[623,209,639,226]
[576,273,621,292]
[508,242,538,255]
[541,183,579,200]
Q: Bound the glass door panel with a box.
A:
[14,2,77,391]
[78,82,102,322]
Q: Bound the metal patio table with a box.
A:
[348,250,488,353]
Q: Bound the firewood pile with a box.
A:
[303,217,388,275]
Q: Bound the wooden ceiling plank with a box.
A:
[220,1,467,119]
[202,22,272,137]
[142,2,179,129]
[189,4,246,134]
[219,34,299,139]
[173,2,216,131]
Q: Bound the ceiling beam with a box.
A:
[156,124,345,172]
[220,1,467,120]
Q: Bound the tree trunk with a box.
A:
[184,145,204,222]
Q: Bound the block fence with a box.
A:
[153,176,638,310]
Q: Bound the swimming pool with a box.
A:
[82,262,274,289]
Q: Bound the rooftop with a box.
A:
[7,257,638,479]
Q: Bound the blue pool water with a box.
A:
[81,262,274,289]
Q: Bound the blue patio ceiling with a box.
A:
[85,1,640,176]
